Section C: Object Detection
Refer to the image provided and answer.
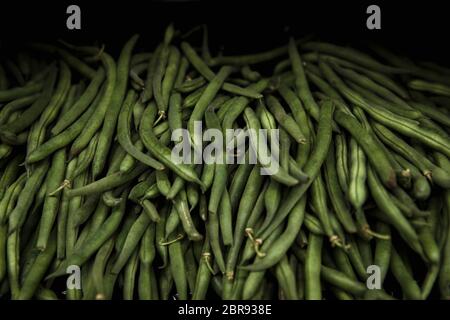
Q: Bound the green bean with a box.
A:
[288,158,309,182]
[167,176,185,200]
[173,188,203,241]
[26,84,102,164]
[239,223,284,298]
[155,170,171,198]
[305,233,323,300]
[66,164,146,198]
[168,93,183,135]
[410,101,450,127]
[8,160,49,233]
[241,65,261,81]
[141,200,160,223]
[93,35,139,177]
[1,69,55,139]
[181,42,263,99]
[311,172,341,246]
[408,79,450,97]
[332,246,358,281]
[192,235,213,300]
[225,165,264,280]
[141,45,161,103]
[216,96,236,123]
[153,44,170,115]
[304,41,404,73]
[159,262,174,300]
[162,45,181,107]
[222,79,269,134]
[278,85,311,167]
[36,149,66,251]
[303,247,392,298]
[49,45,97,78]
[394,155,431,201]
[372,222,392,285]
[182,86,205,108]
[35,287,58,300]
[422,263,440,299]
[0,153,23,200]
[204,108,227,215]
[175,56,189,88]
[66,169,88,256]
[0,174,26,224]
[92,237,115,300]
[48,189,129,279]
[344,236,367,281]
[215,189,233,247]
[72,133,99,179]
[288,38,320,122]
[117,91,164,171]
[75,194,101,227]
[417,222,440,265]
[52,68,105,135]
[208,41,294,66]
[112,213,151,274]
[0,94,39,125]
[258,180,281,232]
[131,52,152,67]
[322,62,450,157]
[17,232,56,300]
[265,95,306,144]
[6,230,20,298]
[30,61,71,154]
[256,99,276,132]
[123,249,139,300]
[243,107,299,186]
[259,100,334,240]
[372,122,450,188]
[132,99,145,130]
[358,238,373,270]
[390,247,422,300]
[334,110,397,188]
[186,183,199,211]
[0,81,43,103]
[334,133,349,191]
[168,238,188,300]
[155,204,169,269]
[70,53,116,157]
[347,81,421,119]
[274,255,298,300]
[165,205,180,239]
[140,222,156,268]
[0,224,6,283]
[207,201,225,274]
[140,102,204,188]
[130,64,146,87]
[367,166,422,255]
[182,246,198,292]
[188,66,232,144]
[431,154,450,298]
[305,64,344,101]
[241,196,306,272]
[324,144,358,233]
[332,63,412,109]
[312,54,410,98]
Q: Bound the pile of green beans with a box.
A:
[1,25,450,300]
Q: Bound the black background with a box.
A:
[0,0,449,64]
